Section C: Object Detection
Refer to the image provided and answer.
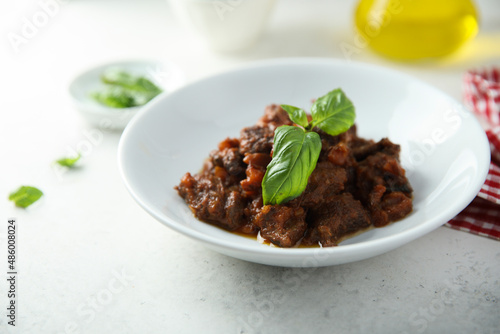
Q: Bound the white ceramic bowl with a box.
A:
[69,60,184,130]
[118,58,490,267]
[170,0,277,52]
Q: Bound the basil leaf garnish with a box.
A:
[281,105,309,128]
[262,126,321,205]
[310,88,355,136]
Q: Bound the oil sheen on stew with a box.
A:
[175,104,413,247]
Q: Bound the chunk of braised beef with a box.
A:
[254,205,307,247]
[224,190,247,229]
[239,125,275,155]
[317,125,357,159]
[218,137,240,150]
[356,151,413,204]
[210,147,246,177]
[364,185,413,227]
[352,137,401,161]
[256,104,293,129]
[243,152,272,168]
[175,172,246,231]
[381,158,413,194]
[240,153,272,196]
[381,191,413,223]
[302,193,371,247]
[239,197,264,235]
[367,184,389,227]
[327,142,356,167]
[298,162,347,208]
[356,148,413,227]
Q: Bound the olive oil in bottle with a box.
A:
[354,0,480,60]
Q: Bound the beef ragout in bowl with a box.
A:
[118,59,489,267]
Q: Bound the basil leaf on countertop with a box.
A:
[281,105,309,128]
[310,88,355,136]
[8,186,43,208]
[262,126,321,205]
[56,153,81,168]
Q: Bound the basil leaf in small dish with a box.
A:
[91,69,163,109]
[92,86,137,108]
[101,69,162,94]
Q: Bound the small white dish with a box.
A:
[118,58,490,267]
[69,60,185,130]
[170,0,277,52]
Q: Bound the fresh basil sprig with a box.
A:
[262,89,355,205]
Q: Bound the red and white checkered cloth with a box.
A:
[446,67,500,240]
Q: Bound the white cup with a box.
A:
[170,0,277,52]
